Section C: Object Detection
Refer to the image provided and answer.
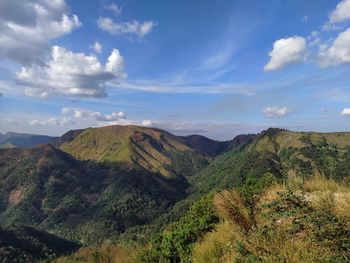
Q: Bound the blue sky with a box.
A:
[1,0,350,140]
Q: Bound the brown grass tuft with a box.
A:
[214,190,252,233]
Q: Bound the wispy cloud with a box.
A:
[108,79,253,95]
[97,17,156,38]
[104,3,122,16]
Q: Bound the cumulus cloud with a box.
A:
[16,46,126,97]
[264,36,307,71]
[29,107,126,127]
[90,41,102,53]
[341,107,350,115]
[318,27,350,66]
[324,0,350,29]
[0,0,81,65]
[263,106,292,118]
[97,17,155,37]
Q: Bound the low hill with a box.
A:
[0,225,80,262]
[0,132,59,149]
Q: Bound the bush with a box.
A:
[136,194,219,263]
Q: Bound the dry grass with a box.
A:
[303,174,348,193]
[192,222,239,263]
[193,176,350,263]
[243,227,334,263]
[303,175,350,217]
[213,190,252,232]
[53,242,139,263]
[193,220,335,263]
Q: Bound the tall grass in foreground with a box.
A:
[193,175,350,263]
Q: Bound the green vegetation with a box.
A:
[0,225,79,262]
[136,194,219,263]
[192,176,350,263]
[0,144,187,245]
[1,126,350,262]
[60,125,208,177]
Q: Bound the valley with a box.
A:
[0,126,349,262]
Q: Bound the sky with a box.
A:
[1,0,350,140]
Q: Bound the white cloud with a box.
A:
[263,106,292,118]
[29,108,126,127]
[104,3,122,16]
[29,117,73,126]
[0,0,81,65]
[324,0,350,29]
[264,36,307,71]
[62,107,126,122]
[16,46,126,97]
[97,17,155,37]
[142,120,153,127]
[106,49,124,75]
[90,41,102,53]
[318,27,350,67]
[341,107,350,115]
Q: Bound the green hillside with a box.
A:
[0,226,80,262]
[0,143,187,245]
[191,128,350,196]
[60,125,209,177]
[1,126,350,262]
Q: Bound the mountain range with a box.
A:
[0,125,349,262]
[0,132,59,149]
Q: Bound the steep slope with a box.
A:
[0,132,59,148]
[60,125,209,177]
[0,225,80,262]
[0,144,187,245]
[190,128,350,197]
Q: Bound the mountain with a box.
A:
[0,125,254,250]
[0,143,188,245]
[133,128,350,262]
[59,125,212,177]
[0,132,59,149]
[190,128,350,196]
[2,126,350,262]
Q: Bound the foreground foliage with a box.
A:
[192,176,350,263]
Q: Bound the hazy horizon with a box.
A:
[1,0,350,140]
